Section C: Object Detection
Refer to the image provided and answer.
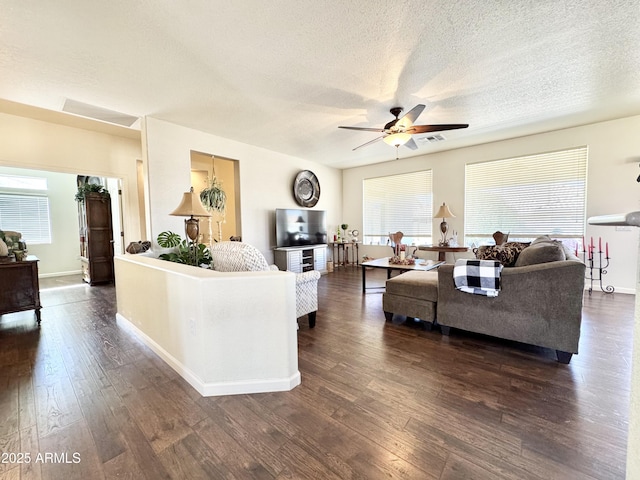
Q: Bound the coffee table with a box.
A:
[361,257,444,293]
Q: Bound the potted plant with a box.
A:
[75,184,109,202]
[156,230,212,267]
[341,223,349,242]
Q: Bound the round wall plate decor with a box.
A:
[293,170,320,207]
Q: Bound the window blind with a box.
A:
[0,194,52,244]
[363,170,433,243]
[465,147,588,241]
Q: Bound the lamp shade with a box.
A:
[434,202,455,219]
[170,187,211,217]
[383,132,411,147]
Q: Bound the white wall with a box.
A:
[115,255,299,396]
[343,114,640,293]
[144,117,342,263]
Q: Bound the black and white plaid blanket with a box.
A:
[453,259,503,297]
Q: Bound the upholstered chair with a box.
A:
[210,242,321,327]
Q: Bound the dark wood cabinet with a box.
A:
[0,255,41,323]
[79,192,114,285]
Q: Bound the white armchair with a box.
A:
[210,242,321,327]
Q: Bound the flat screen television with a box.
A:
[275,208,327,247]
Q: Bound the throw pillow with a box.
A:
[531,235,553,245]
[497,242,531,267]
[474,245,500,260]
[474,242,531,267]
[515,241,566,266]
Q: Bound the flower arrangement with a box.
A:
[389,256,415,265]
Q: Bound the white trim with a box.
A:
[38,270,82,278]
[116,313,301,397]
[584,286,635,295]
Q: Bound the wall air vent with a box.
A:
[62,99,139,128]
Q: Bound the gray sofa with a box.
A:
[437,238,586,363]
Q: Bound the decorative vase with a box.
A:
[0,238,8,257]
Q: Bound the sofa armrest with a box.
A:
[295,270,321,285]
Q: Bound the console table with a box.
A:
[330,242,360,267]
[418,245,469,262]
[0,255,42,324]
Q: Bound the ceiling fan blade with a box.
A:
[406,124,469,134]
[404,137,418,150]
[396,104,426,129]
[338,126,385,132]
[352,136,385,151]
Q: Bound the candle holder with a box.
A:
[582,246,614,295]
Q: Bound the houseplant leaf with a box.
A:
[157,231,182,248]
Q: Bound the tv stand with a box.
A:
[274,245,327,274]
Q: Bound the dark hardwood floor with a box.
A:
[0,267,634,479]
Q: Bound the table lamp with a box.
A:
[434,202,455,246]
[170,187,211,263]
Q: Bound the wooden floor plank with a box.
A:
[156,432,236,480]
[38,419,104,480]
[0,432,20,477]
[18,426,41,480]
[75,387,127,464]
[0,269,634,479]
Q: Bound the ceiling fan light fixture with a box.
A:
[383,132,411,147]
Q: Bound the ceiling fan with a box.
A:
[338,104,469,153]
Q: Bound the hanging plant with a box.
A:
[199,178,227,213]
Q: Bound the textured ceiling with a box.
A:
[1,1,640,168]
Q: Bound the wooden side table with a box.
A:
[418,245,469,262]
[0,255,42,324]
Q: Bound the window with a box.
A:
[363,170,433,246]
[465,147,588,246]
[0,174,52,244]
[0,174,47,190]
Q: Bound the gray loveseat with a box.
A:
[437,237,586,363]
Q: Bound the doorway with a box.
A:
[0,165,124,277]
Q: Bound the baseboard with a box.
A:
[115,313,301,397]
[584,286,635,295]
[38,270,83,278]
